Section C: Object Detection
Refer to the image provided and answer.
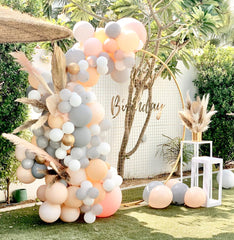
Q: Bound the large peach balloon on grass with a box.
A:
[148,185,173,209]
[45,182,68,205]
[86,159,108,182]
[184,187,206,208]
[60,205,80,223]
[97,186,122,218]
[87,102,105,127]
[39,201,61,223]
[16,165,35,184]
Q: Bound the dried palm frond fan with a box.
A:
[179,92,217,141]
[0,6,72,43]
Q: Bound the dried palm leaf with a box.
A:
[186,91,192,110]
[51,44,67,93]
[13,119,38,134]
[46,94,60,116]
[179,112,193,130]
[16,97,48,110]
[2,133,63,170]
[31,113,49,130]
[10,52,53,95]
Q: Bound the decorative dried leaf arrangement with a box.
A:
[179,92,217,133]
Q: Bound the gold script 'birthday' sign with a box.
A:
[111,95,165,119]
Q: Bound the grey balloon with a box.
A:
[111,68,131,83]
[99,52,110,59]
[59,179,68,187]
[87,147,100,159]
[171,182,189,205]
[58,101,72,113]
[36,136,49,149]
[87,187,99,198]
[46,146,55,158]
[143,181,163,203]
[32,127,44,137]
[73,127,91,147]
[99,154,106,161]
[25,150,36,160]
[49,140,61,149]
[105,22,121,38]
[73,84,85,94]
[99,119,112,131]
[77,70,89,82]
[107,58,115,74]
[80,157,89,168]
[71,147,84,159]
[79,91,92,104]
[21,158,35,170]
[123,57,135,68]
[31,162,47,179]
[80,205,91,213]
[65,48,85,65]
[90,136,101,146]
[92,204,103,215]
[69,104,92,127]
[76,188,87,200]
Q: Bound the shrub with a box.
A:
[193,43,234,162]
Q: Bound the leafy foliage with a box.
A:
[193,43,234,162]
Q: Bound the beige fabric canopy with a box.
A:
[0,6,73,43]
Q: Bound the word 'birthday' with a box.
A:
[111,95,165,119]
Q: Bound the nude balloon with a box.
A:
[60,205,80,222]
[16,165,36,184]
[86,159,108,182]
[117,31,139,53]
[84,38,103,57]
[64,186,83,208]
[184,187,206,208]
[39,201,61,223]
[87,102,105,127]
[45,182,68,205]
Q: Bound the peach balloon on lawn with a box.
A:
[64,186,83,208]
[16,165,35,184]
[97,186,122,218]
[86,159,108,182]
[165,179,180,189]
[60,205,80,223]
[86,102,105,127]
[148,185,173,209]
[184,187,206,208]
[39,201,61,223]
[45,182,68,205]
[37,184,47,202]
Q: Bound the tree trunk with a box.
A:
[6,177,10,204]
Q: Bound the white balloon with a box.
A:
[28,90,41,100]
[84,211,96,224]
[73,21,94,43]
[71,147,84,159]
[59,89,72,101]
[113,175,123,186]
[81,180,93,189]
[61,142,71,151]
[217,170,234,189]
[89,125,101,135]
[97,56,108,65]
[115,60,126,71]
[49,128,64,142]
[68,159,81,171]
[39,201,61,223]
[78,60,89,70]
[97,66,108,75]
[33,107,43,113]
[64,155,72,167]
[62,122,75,134]
[69,93,82,107]
[103,179,115,192]
[55,148,67,159]
[97,142,111,155]
[83,197,95,206]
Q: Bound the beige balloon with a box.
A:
[16,165,35,184]
[67,168,87,186]
[184,187,206,208]
[165,179,180,189]
[37,185,47,202]
[39,201,61,223]
[45,182,68,205]
[64,186,82,208]
[60,205,80,222]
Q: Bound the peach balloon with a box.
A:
[64,186,83,208]
[184,187,206,208]
[165,179,180,189]
[117,31,140,53]
[37,184,47,202]
[45,182,68,205]
[148,185,173,209]
[86,102,105,127]
[97,186,122,218]
[94,28,108,43]
[48,114,64,129]
[16,165,35,184]
[78,67,100,87]
[39,201,61,223]
[31,135,37,146]
[83,38,103,57]
[15,145,26,161]
[86,159,108,182]
[60,205,80,222]
[67,168,87,186]
[103,39,118,53]
[93,182,106,204]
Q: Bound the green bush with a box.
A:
[193,43,234,162]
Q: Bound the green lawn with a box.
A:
[1,174,234,240]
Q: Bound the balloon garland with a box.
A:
[3,18,147,224]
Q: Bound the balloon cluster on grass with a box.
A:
[143,179,207,209]
[9,18,147,224]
